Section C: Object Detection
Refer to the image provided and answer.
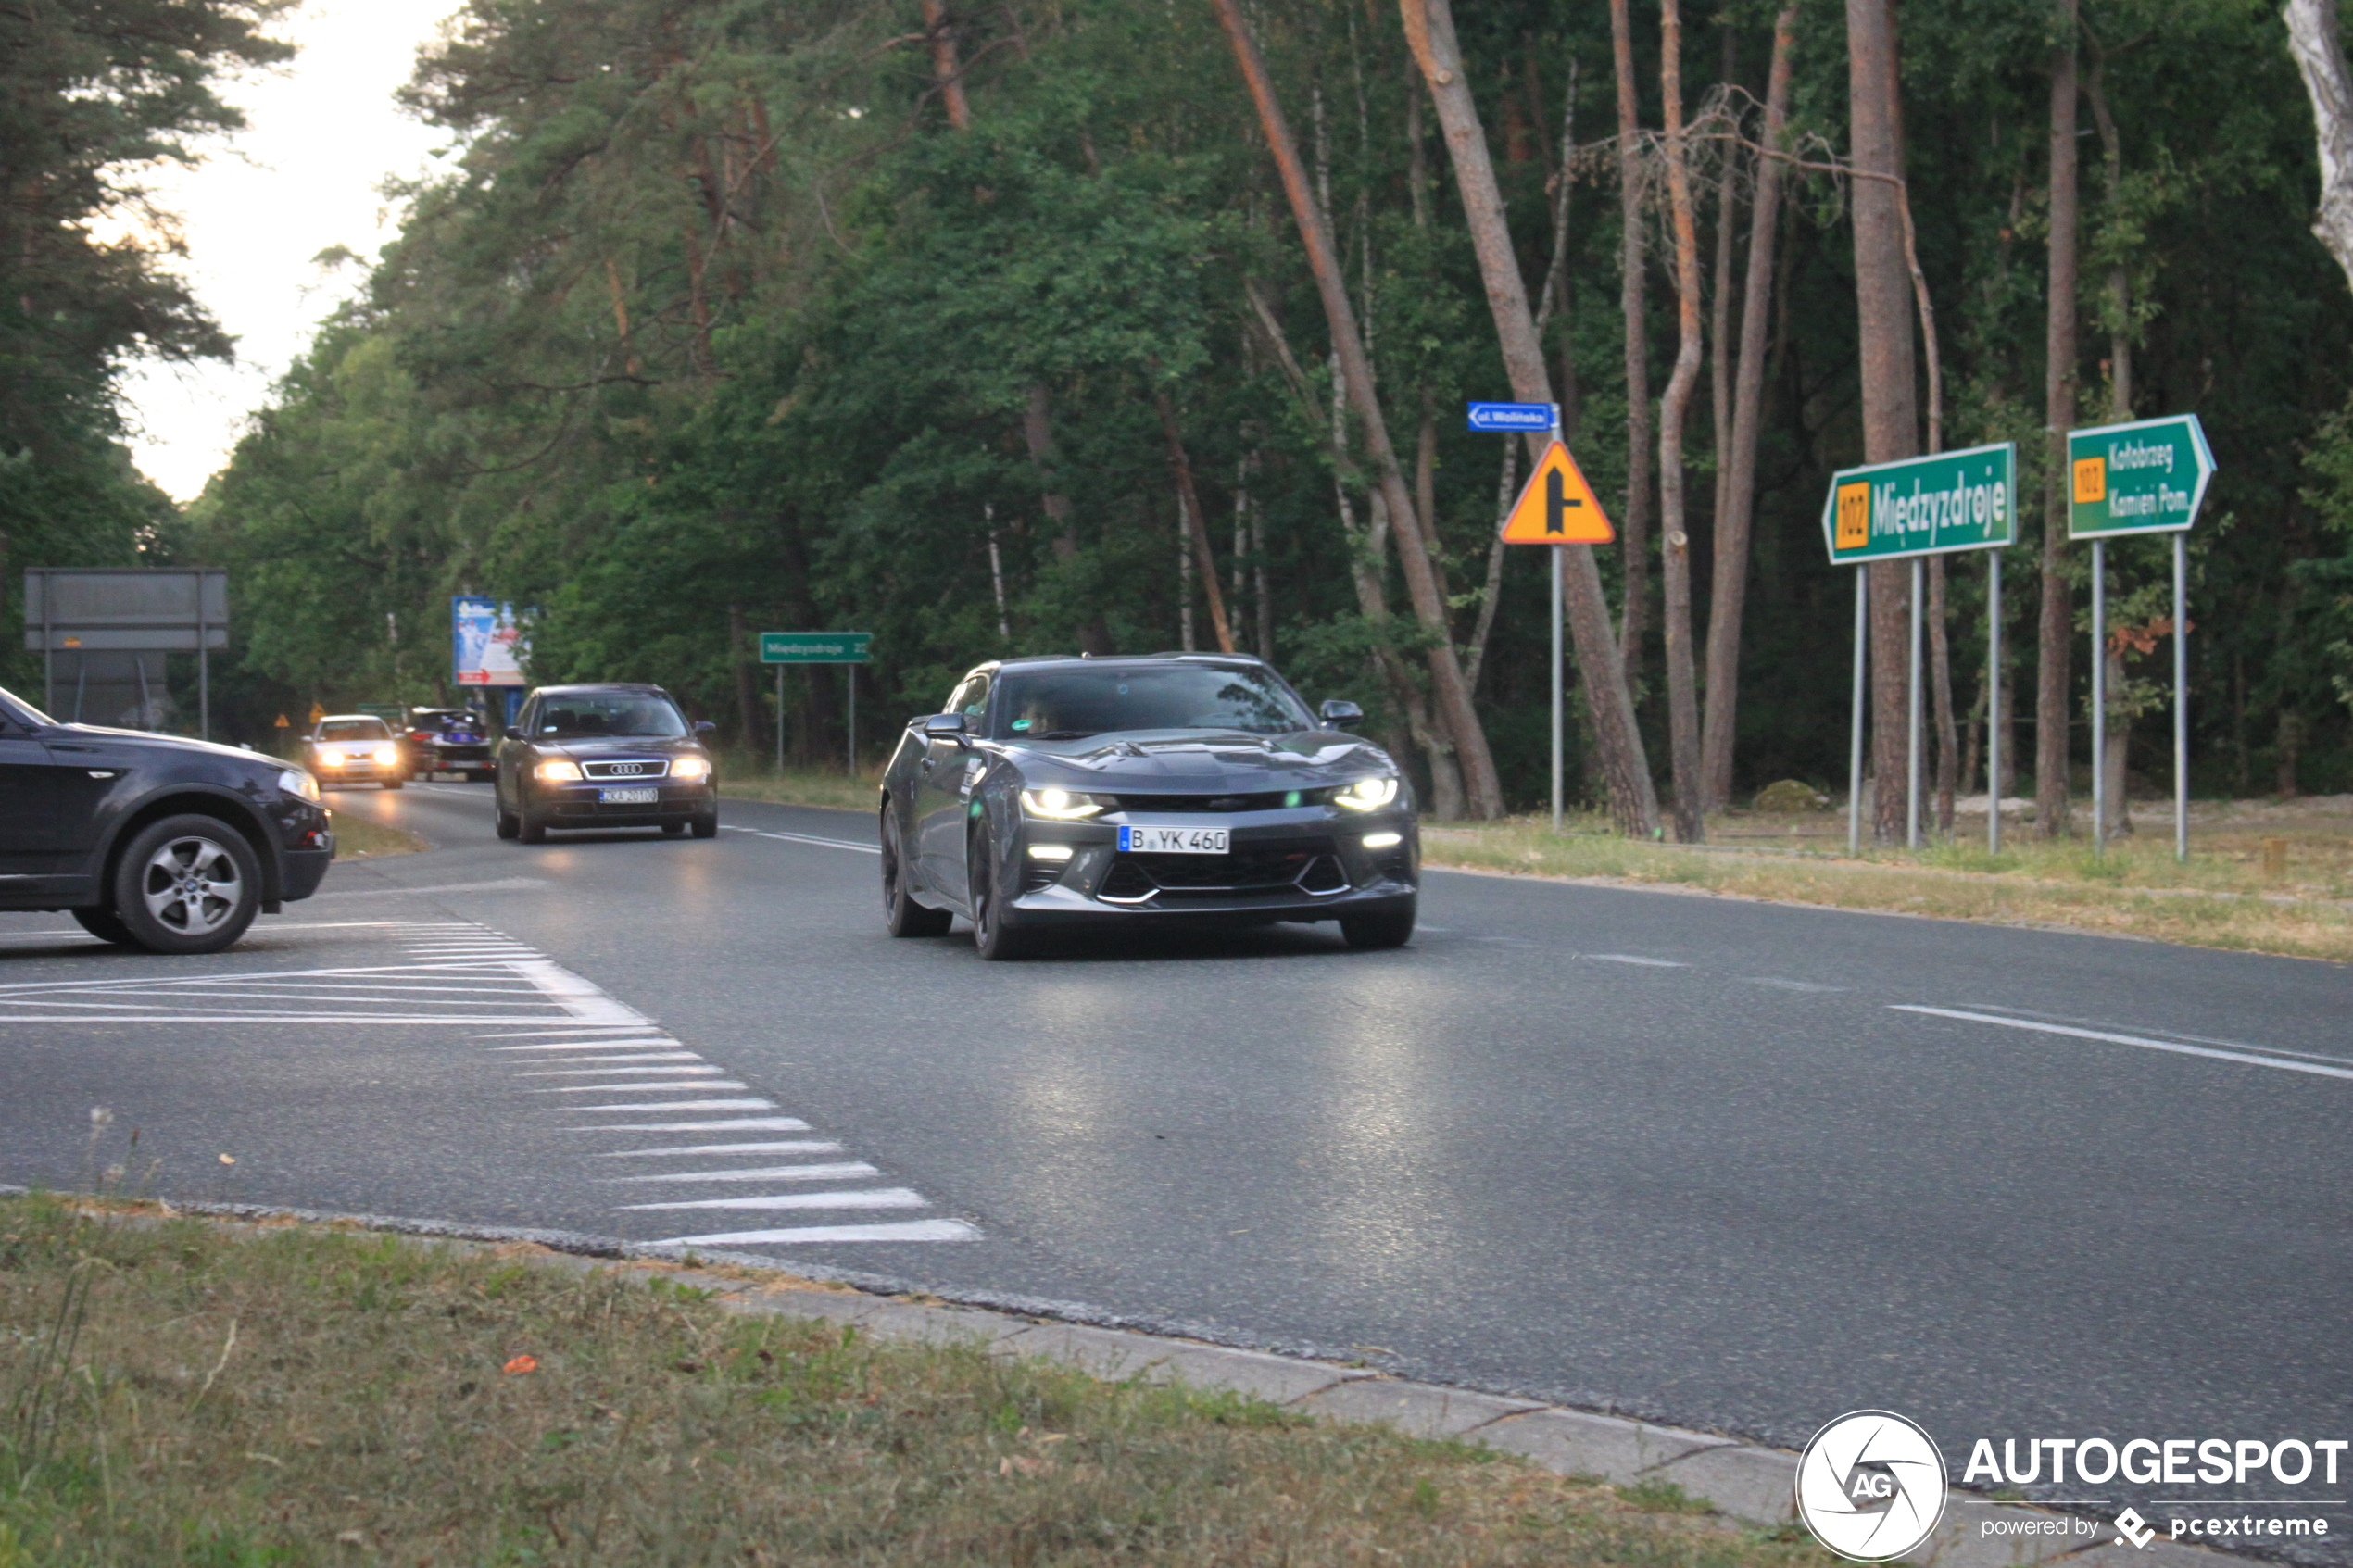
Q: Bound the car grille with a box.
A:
[1106,788,1323,813]
[582,759,670,779]
[1096,838,1350,903]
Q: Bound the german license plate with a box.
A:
[1120,825,1228,854]
[599,787,659,805]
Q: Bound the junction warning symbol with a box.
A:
[1500,441,1615,544]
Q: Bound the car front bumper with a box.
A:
[534,780,715,827]
[1005,805,1416,924]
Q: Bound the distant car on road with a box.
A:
[305,715,404,790]
[0,682,333,953]
[403,706,494,781]
[493,683,718,843]
[879,653,1417,959]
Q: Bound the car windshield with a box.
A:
[535,693,688,739]
[318,719,391,741]
[990,665,1313,740]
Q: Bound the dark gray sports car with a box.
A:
[878,654,1417,959]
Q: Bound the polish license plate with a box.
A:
[1120,825,1228,855]
[599,787,660,805]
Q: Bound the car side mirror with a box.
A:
[503,727,524,742]
[923,712,968,740]
[1319,699,1365,729]
[694,721,717,735]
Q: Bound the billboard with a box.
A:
[453,596,527,686]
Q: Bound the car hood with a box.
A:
[533,736,707,759]
[53,722,278,770]
[1000,728,1394,791]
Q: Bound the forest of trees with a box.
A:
[14,0,2353,834]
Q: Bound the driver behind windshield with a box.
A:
[537,696,688,738]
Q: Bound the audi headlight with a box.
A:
[371,745,399,766]
[1021,787,1105,820]
[1334,775,1401,811]
[535,759,585,782]
[671,756,712,781]
[278,769,321,804]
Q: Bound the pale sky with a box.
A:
[117,0,463,502]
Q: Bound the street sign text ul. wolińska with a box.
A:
[760,632,870,663]
[2068,414,2215,538]
[1822,442,2019,565]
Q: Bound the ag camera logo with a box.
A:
[1796,1411,1949,1561]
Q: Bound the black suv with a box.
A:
[0,683,334,953]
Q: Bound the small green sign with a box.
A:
[1820,442,2018,565]
[760,632,870,663]
[2067,414,2214,539]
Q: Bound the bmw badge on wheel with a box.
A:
[1795,1410,1948,1561]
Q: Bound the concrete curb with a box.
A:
[1,1190,2258,1568]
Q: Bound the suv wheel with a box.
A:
[1340,899,1416,951]
[111,814,262,954]
[882,809,952,937]
[72,906,136,946]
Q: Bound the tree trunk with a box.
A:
[2084,41,2132,420]
[727,601,764,753]
[1702,6,1795,814]
[1610,0,1653,682]
[919,0,973,131]
[1153,385,1235,652]
[2036,0,2081,838]
[1708,25,1738,553]
[2286,0,2353,292]
[1215,1,1502,816]
[1847,0,1919,846]
[1395,0,1658,834]
[1655,0,1706,844]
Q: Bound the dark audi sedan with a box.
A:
[879,654,1417,959]
[0,681,333,953]
[493,684,718,842]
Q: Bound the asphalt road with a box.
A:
[4,780,2347,1550]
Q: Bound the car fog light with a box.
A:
[371,746,398,766]
[1362,831,1403,848]
[536,759,585,782]
[671,756,712,781]
[1021,788,1103,819]
[1026,844,1075,860]
[1335,775,1401,811]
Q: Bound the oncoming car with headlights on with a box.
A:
[493,684,719,843]
[878,654,1418,960]
[305,715,405,790]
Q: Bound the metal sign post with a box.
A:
[2067,415,2212,861]
[760,632,873,778]
[1986,550,2003,854]
[1822,443,2018,849]
[1549,406,1564,833]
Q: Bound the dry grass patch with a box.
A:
[0,1196,1833,1568]
[718,764,882,815]
[324,811,428,859]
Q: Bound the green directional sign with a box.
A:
[2067,414,2214,538]
[760,631,870,663]
[1821,442,2018,565]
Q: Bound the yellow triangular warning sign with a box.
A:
[1500,440,1615,544]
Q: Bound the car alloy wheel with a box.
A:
[690,810,718,839]
[1340,898,1416,951]
[968,829,1031,960]
[495,802,520,839]
[111,814,262,955]
[882,809,952,938]
[518,808,548,844]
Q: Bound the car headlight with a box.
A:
[535,759,585,782]
[371,745,399,766]
[671,756,712,781]
[1334,775,1401,811]
[278,769,321,804]
[1021,787,1105,820]
[317,749,346,767]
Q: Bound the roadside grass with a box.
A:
[323,810,427,859]
[1421,814,2353,964]
[717,759,882,815]
[0,1195,1833,1568]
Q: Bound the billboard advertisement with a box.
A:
[452,596,527,686]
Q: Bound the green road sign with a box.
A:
[2067,414,2214,538]
[760,631,870,663]
[1820,442,2018,565]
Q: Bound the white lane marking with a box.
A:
[487,1037,679,1049]
[312,877,550,897]
[527,1078,745,1094]
[563,1098,778,1113]
[563,1117,812,1132]
[719,825,881,855]
[512,1052,702,1066]
[619,1188,927,1212]
[650,1220,981,1246]
[1892,1006,2353,1083]
[604,1162,880,1184]
[1743,977,1846,993]
[518,1063,715,1077]
[1952,1004,2353,1069]
[597,1141,844,1158]
[1582,953,1689,968]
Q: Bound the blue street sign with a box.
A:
[1466,401,1556,433]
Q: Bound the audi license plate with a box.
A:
[599,787,660,805]
[1119,825,1228,855]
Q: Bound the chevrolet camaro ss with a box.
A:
[878,654,1418,959]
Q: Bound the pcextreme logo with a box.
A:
[1796,1411,1950,1561]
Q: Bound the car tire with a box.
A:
[518,809,549,844]
[661,821,686,835]
[382,777,404,791]
[690,810,718,839]
[1340,900,1416,951]
[882,809,952,938]
[495,801,520,839]
[969,830,1032,960]
[109,814,262,955]
[72,905,137,946]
